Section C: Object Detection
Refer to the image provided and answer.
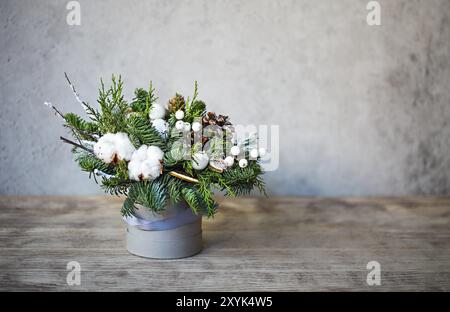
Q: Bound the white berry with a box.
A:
[192,122,202,132]
[175,110,185,120]
[239,159,248,168]
[175,120,185,130]
[258,147,267,157]
[230,146,240,156]
[224,156,234,167]
[250,149,259,159]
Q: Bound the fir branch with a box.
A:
[198,177,218,217]
[101,176,132,196]
[73,148,114,174]
[126,115,166,149]
[121,180,167,216]
[181,186,209,216]
[160,174,184,204]
[64,113,99,140]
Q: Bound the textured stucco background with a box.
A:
[0,0,449,196]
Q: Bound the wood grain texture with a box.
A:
[0,196,449,291]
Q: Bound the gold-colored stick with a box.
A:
[169,171,199,183]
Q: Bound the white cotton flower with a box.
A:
[149,103,166,120]
[93,133,135,163]
[146,145,164,161]
[141,161,162,179]
[152,118,169,137]
[94,140,116,163]
[128,145,164,181]
[114,132,135,161]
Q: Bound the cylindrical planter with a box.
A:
[125,201,202,259]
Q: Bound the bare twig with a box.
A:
[44,102,64,119]
[60,136,94,154]
[64,72,97,120]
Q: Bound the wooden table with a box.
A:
[0,196,449,291]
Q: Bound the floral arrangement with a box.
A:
[47,74,266,217]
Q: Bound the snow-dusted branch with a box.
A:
[44,101,65,119]
[94,169,115,179]
[64,72,96,119]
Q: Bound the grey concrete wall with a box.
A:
[0,0,449,196]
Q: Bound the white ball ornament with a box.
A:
[175,110,185,120]
[258,147,267,157]
[175,120,185,130]
[151,119,169,137]
[224,156,234,167]
[230,145,240,156]
[250,148,259,159]
[192,152,209,170]
[239,159,248,168]
[192,122,202,132]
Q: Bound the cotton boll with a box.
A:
[114,132,135,161]
[94,133,135,163]
[132,145,150,162]
[149,104,166,120]
[152,119,169,137]
[128,159,142,181]
[146,146,164,161]
[99,133,118,145]
[141,160,162,180]
[239,159,248,168]
[128,145,163,181]
[94,141,116,163]
[175,120,185,130]
[192,152,209,170]
[224,156,235,167]
[175,110,185,120]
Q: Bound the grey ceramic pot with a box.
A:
[126,201,202,259]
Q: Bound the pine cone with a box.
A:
[202,112,231,127]
[168,94,185,113]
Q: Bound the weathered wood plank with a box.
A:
[0,196,449,291]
